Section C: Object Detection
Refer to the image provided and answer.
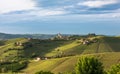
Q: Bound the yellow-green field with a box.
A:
[0,36,120,73]
[22,52,120,74]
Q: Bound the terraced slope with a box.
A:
[103,37,120,52]
[1,36,120,73]
[22,52,120,74]
[21,36,120,73]
[22,39,73,58]
[44,36,112,56]
[1,36,118,60]
[0,38,73,60]
[62,36,120,55]
[45,40,80,57]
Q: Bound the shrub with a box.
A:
[75,56,104,74]
[0,61,28,72]
[107,63,120,74]
[35,71,53,74]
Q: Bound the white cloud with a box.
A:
[0,0,36,14]
[0,0,68,16]
[78,0,118,8]
[28,9,68,16]
[38,10,67,16]
[0,0,119,23]
[0,8,68,23]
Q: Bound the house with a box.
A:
[34,57,41,61]
[83,40,89,45]
[14,42,23,46]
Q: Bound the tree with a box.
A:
[107,63,120,74]
[75,56,104,74]
[35,71,54,74]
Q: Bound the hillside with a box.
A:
[22,52,120,74]
[0,38,28,61]
[0,35,120,73]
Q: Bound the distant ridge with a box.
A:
[0,32,55,40]
[0,32,74,40]
[0,32,111,40]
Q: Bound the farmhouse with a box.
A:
[34,57,41,61]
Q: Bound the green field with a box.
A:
[0,36,120,73]
[22,52,120,74]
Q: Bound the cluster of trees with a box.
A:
[75,56,104,74]
[107,63,120,74]
[0,60,28,73]
[35,56,120,74]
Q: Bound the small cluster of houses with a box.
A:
[34,57,51,61]
[80,38,98,45]
[51,33,70,40]
[14,42,23,46]
[82,39,90,45]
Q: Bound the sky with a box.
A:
[0,0,120,35]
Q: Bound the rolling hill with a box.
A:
[22,52,120,74]
[0,32,55,40]
[0,35,120,73]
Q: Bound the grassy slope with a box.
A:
[2,36,118,59]
[0,38,28,60]
[0,39,73,60]
[23,58,69,74]
[23,40,73,57]
[22,36,120,73]
[1,36,120,73]
[45,40,80,57]
[103,37,120,52]
[38,36,114,57]
[22,52,120,74]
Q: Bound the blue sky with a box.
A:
[0,0,120,35]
